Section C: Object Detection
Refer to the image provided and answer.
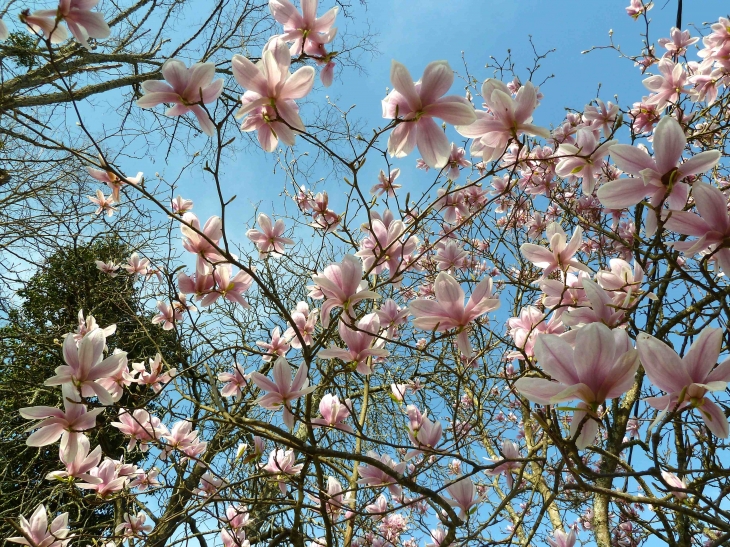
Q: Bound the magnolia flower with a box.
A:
[7,504,71,547]
[246,213,295,257]
[308,476,346,521]
[409,272,500,358]
[357,451,407,498]
[137,59,223,136]
[456,80,549,162]
[46,434,102,483]
[232,38,315,151]
[318,314,390,374]
[371,168,402,197]
[514,323,639,448]
[663,181,730,274]
[484,439,521,488]
[249,356,316,429]
[261,448,303,494]
[626,0,652,19]
[520,222,590,278]
[115,512,153,537]
[133,353,176,393]
[269,0,339,56]
[555,127,617,193]
[311,393,353,432]
[111,408,167,451]
[87,155,143,202]
[547,529,577,547]
[636,327,730,438]
[383,60,476,168]
[218,362,249,399]
[445,476,479,519]
[21,0,110,49]
[45,329,127,405]
[171,195,194,214]
[284,302,318,348]
[256,326,291,362]
[89,190,117,216]
[643,58,688,108]
[311,254,380,328]
[123,253,150,276]
[597,116,720,236]
[661,471,688,499]
[95,259,120,277]
[76,459,129,496]
[180,212,224,266]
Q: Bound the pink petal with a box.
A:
[653,116,686,174]
[678,150,721,178]
[684,327,722,383]
[423,96,477,125]
[416,117,450,168]
[281,66,315,99]
[387,122,417,159]
[232,55,269,96]
[596,177,650,209]
[636,333,693,394]
[389,61,421,112]
[534,334,579,385]
[699,398,729,438]
[419,60,454,106]
[693,181,729,233]
[609,144,655,176]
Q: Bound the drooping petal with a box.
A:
[415,117,450,168]
[636,333,693,394]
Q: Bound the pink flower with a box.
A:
[445,476,478,519]
[171,195,194,214]
[357,451,407,498]
[658,27,699,57]
[46,434,102,483]
[232,38,315,151]
[115,512,153,537]
[87,155,143,202]
[319,314,390,374]
[89,190,117,216]
[661,471,688,499]
[311,254,380,328]
[405,407,443,459]
[284,302,318,348]
[202,264,253,308]
[7,504,71,547]
[181,212,224,266]
[246,213,295,257]
[409,272,500,358]
[133,353,176,393]
[383,60,476,168]
[663,181,730,274]
[643,58,688,108]
[218,362,249,399]
[111,408,168,451]
[249,356,316,429]
[555,128,617,194]
[547,529,577,547]
[21,0,110,49]
[371,168,402,197]
[356,215,419,282]
[457,80,549,163]
[269,0,339,56]
[137,59,223,136]
[514,323,639,449]
[597,116,720,236]
[161,420,207,461]
[311,393,353,432]
[375,299,409,338]
[484,439,521,488]
[520,222,590,278]
[444,143,471,180]
[583,99,619,138]
[77,458,129,496]
[636,327,730,438]
[261,448,303,495]
[45,329,127,405]
[94,259,120,277]
[256,326,291,362]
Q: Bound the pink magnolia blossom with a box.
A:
[562,279,628,329]
[129,467,161,491]
[137,59,223,136]
[249,356,316,429]
[202,264,253,308]
[514,323,639,448]
[405,406,443,459]
[269,0,339,56]
[520,222,590,278]
[171,195,194,214]
[45,329,127,405]
[132,353,176,393]
[583,99,619,138]
[426,528,446,547]
[661,471,688,499]
[181,212,224,265]
[356,215,418,282]
[95,259,119,277]
[357,451,407,499]
[626,0,652,19]
[256,326,291,362]
[445,476,479,519]
[233,38,315,151]
[555,128,617,194]
[46,434,102,483]
[597,116,720,236]
[444,143,471,180]
[75,458,129,496]
[123,253,150,276]
[111,408,168,451]
[89,190,117,216]
[434,240,468,271]
[409,272,500,358]
[484,439,521,488]
[311,254,380,328]
[371,168,402,197]
[284,302,319,348]
[311,393,353,432]
[218,362,249,399]
[87,155,143,202]
[20,386,103,461]
[643,58,688,108]
[547,529,577,547]
[115,512,153,537]
[261,448,303,495]
[318,314,390,374]
[246,213,295,257]
[383,60,476,168]
[7,504,71,547]
[308,476,347,521]
[365,494,389,520]
[636,327,730,438]
[658,27,699,57]
[663,181,730,274]
[21,0,110,49]
[456,80,549,163]
[375,299,409,338]
[161,420,207,461]
[73,309,115,342]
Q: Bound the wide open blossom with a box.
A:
[111,408,168,451]
[181,212,224,266]
[115,512,153,537]
[132,353,177,393]
[45,329,126,405]
[643,58,688,108]
[409,272,500,358]
[123,253,150,276]
[246,213,295,257]
[22,0,110,48]
[87,155,143,203]
[456,79,549,163]
[382,60,476,168]
[7,504,71,547]
[597,116,720,235]
[88,190,116,216]
[636,327,730,438]
[312,254,379,328]
[514,323,639,448]
[318,313,389,374]
[249,356,316,429]
[76,458,129,496]
[161,420,207,461]
[520,222,590,278]
[201,264,253,308]
[261,448,303,495]
[269,0,339,56]
[375,298,409,338]
[356,216,418,282]
[233,38,315,151]
[137,59,223,136]
[311,393,353,432]
[371,168,402,197]
[555,127,617,193]
[562,278,629,329]
[663,181,730,274]
[218,362,249,399]
[357,451,407,499]
[256,326,291,362]
[20,385,103,461]
[445,476,479,519]
[583,99,619,138]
